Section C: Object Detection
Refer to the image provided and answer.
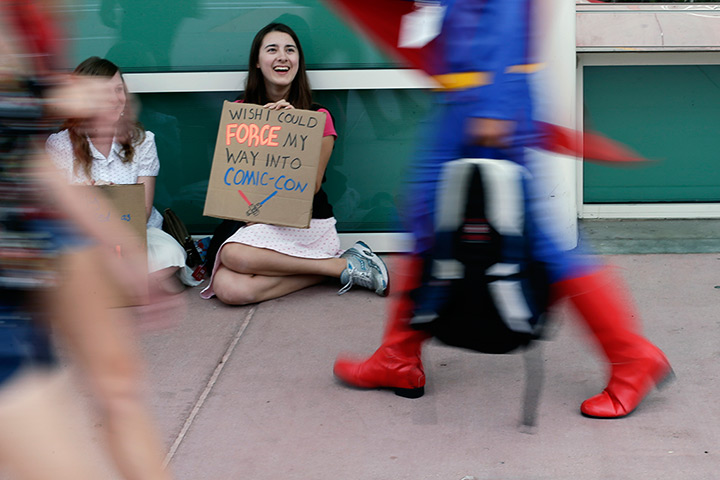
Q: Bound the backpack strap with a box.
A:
[520,342,545,430]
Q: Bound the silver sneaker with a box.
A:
[337,241,389,296]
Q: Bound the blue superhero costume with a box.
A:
[404,0,593,283]
[333,0,672,419]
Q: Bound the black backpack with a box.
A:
[410,158,552,427]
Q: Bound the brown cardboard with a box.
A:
[203,101,326,228]
[79,184,149,307]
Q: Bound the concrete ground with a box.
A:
[119,219,720,480]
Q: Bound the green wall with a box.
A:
[68,4,720,231]
[63,0,390,72]
[583,65,720,203]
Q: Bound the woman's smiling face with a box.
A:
[257,31,299,92]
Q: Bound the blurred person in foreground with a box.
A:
[332,0,673,419]
[0,1,174,478]
[47,55,200,294]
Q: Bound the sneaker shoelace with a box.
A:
[349,268,375,290]
[337,256,376,295]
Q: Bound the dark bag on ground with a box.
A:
[203,219,245,276]
[409,158,552,426]
[162,208,203,270]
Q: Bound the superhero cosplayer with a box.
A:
[330,0,673,419]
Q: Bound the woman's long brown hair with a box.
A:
[62,56,145,180]
[242,23,313,110]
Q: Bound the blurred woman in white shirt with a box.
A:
[46,56,198,291]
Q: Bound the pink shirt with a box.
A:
[316,108,337,138]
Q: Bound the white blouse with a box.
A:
[46,129,164,228]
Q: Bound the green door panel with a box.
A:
[583,65,720,203]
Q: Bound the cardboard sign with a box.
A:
[79,184,149,307]
[203,101,326,228]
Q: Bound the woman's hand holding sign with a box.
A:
[264,99,294,110]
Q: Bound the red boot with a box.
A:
[333,256,431,398]
[557,268,674,418]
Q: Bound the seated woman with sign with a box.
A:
[46,56,199,292]
[201,22,389,305]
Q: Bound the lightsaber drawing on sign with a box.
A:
[238,189,278,216]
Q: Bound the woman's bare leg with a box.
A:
[52,247,172,480]
[212,264,326,305]
[151,266,184,294]
[220,243,346,277]
[210,243,348,304]
[0,370,109,480]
